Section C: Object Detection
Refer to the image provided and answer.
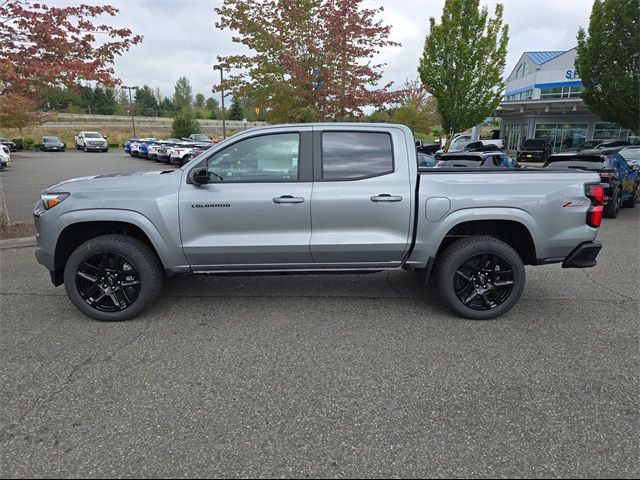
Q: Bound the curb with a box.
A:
[0,236,36,249]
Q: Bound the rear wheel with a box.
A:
[604,189,621,218]
[63,235,163,321]
[435,236,525,320]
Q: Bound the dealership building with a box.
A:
[496,47,635,153]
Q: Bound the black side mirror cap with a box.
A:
[189,167,209,185]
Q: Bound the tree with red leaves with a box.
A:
[215,0,400,122]
[0,0,142,127]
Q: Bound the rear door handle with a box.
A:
[273,195,305,204]
[370,194,403,202]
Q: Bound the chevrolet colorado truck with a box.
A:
[34,124,604,322]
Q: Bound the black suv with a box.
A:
[517,138,550,162]
[0,136,17,152]
[544,149,639,218]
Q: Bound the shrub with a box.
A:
[12,137,35,150]
[172,109,201,139]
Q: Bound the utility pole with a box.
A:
[213,64,229,139]
[122,85,139,138]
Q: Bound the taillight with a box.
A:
[585,184,604,228]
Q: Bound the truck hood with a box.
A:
[44,170,176,193]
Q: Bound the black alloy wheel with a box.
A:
[64,235,163,321]
[436,236,525,320]
[453,253,515,311]
[75,251,141,313]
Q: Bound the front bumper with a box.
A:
[562,241,602,268]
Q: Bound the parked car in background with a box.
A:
[0,136,18,152]
[138,139,161,159]
[0,145,10,168]
[184,134,213,144]
[417,152,438,168]
[544,149,639,218]
[435,131,504,157]
[147,139,182,161]
[74,131,108,152]
[168,142,201,166]
[516,138,550,162]
[417,141,441,155]
[129,138,156,157]
[123,138,137,154]
[39,136,66,152]
[435,152,520,169]
[618,146,640,169]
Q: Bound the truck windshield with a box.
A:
[85,133,102,138]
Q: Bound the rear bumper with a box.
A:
[562,241,602,268]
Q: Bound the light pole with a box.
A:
[213,63,229,139]
[122,85,139,138]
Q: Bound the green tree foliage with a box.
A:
[577,0,639,133]
[172,109,201,138]
[391,79,439,135]
[418,0,508,151]
[194,93,206,109]
[38,84,116,114]
[205,97,219,119]
[215,0,400,123]
[228,94,244,120]
[173,76,193,110]
[159,97,175,117]
[134,85,159,116]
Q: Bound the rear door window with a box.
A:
[545,156,605,170]
[321,132,393,180]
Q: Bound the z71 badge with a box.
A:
[562,200,586,208]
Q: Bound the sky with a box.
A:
[72,0,594,101]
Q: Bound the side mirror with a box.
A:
[189,167,209,185]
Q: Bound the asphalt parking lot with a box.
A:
[0,150,638,478]
[0,149,178,223]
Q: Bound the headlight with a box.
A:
[41,192,69,210]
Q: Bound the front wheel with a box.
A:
[63,235,163,321]
[435,236,525,320]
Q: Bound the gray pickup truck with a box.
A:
[34,124,604,321]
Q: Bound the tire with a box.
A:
[603,189,620,218]
[622,185,638,208]
[103,148,109,153]
[63,235,163,321]
[83,145,88,152]
[180,155,192,167]
[435,236,525,320]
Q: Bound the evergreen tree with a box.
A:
[194,93,206,108]
[172,108,201,138]
[173,76,193,110]
[134,85,159,117]
[418,0,508,151]
[576,0,639,133]
[228,94,244,120]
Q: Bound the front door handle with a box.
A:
[370,194,403,202]
[273,195,305,204]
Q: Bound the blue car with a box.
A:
[123,138,137,154]
[137,138,160,159]
[544,148,639,218]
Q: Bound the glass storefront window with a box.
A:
[534,123,588,153]
[539,85,585,99]
[504,123,527,151]
[593,122,631,141]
